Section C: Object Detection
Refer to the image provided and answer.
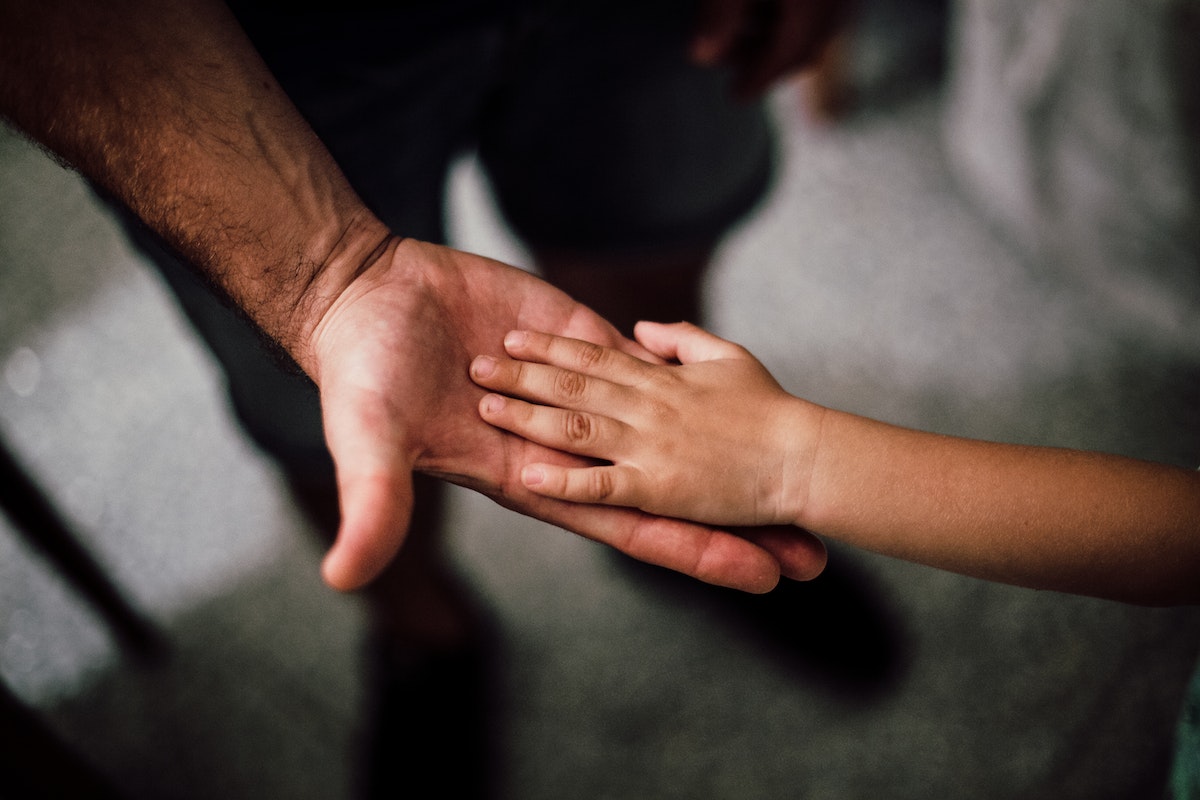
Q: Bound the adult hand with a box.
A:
[308,239,827,593]
[0,0,824,596]
[691,0,845,99]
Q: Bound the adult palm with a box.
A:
[310,238,827,593]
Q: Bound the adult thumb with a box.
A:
[320,467,415,591]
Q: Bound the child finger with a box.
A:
[503,330,655,382]
[471,353,624,412]
[520,462,642,509]
[478,393,626,460]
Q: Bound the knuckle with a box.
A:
[509,360,529,388]
[553,369,588,402]
[562,411,595,444]
[587,469,617,502]
[573,341,608,370]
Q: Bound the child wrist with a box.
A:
[774,396,825,528]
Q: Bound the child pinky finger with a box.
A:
[520,463,637,507]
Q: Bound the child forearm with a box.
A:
[793,406,1200,605]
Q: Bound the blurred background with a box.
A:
[2,1,1199,798]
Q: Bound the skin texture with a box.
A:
[472,322,1200,606]
[0,0,830,594]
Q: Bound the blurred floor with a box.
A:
[2,6,1199,799]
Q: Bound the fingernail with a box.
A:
[504,330,528,349]
[471,355,497,378]
[522,465,544,486]
[481,393,505,414]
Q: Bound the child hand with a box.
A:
[469,321,824,528]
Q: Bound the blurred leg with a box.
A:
[535,246,712,337]
[480,3,773,333]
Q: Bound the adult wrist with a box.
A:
[278,211,396,379]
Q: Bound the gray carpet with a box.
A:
[2,7,1198,798]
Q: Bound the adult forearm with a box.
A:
[799,408,1200,605]
[0,0,388,371]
